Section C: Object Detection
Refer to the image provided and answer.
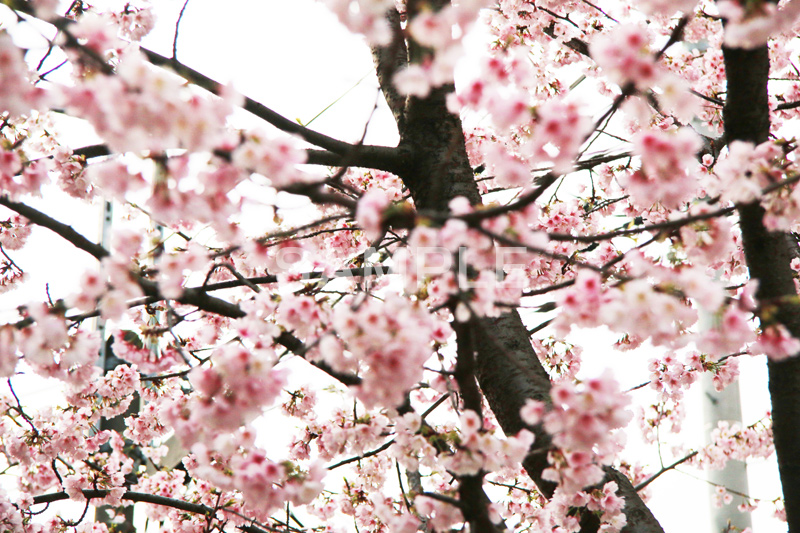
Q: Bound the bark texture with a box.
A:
[372,6,664,532]
[723,43,800,531]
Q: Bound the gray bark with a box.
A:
[371,6,665,532]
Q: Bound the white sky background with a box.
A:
[0,0,786,531]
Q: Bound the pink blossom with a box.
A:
[332,294,445,407]
[113,5,156,41]
[156,245,208,300]
[17,304,69,367]
[484,90,531,130]
[719,0,800,49]
[70,13,124,55]
[700,419,774,470]
[635,0,697,16]
[414,495,463,532]
[590,24,659,88]
[625,128,701,209]
[232,131,307,187]
[523,99,590,173]
[355,189,393,241]
[520,399,545,426]
[0,327,17,377]
[276,293,326,338]
[320,0,393,45]
[65,50,237,153]
[543,371,631,490]
[753,324,800,361]
[0,32,48,117]
[482,141,532,188]
[712,141,765,203]
[408,10,453,50]
[698,305,757,357]
[712,357,740,392]
[393,64,433,98]
[0,215,31,251]
[1,2,799,530]
[85,159,147,201]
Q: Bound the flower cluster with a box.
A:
[625,128,702,209]
[162,345,286,446]
[522,371,631,493]
[1,0,799,530]
[0,32,48,117]
[555,270,700,349]
[110,329,185,374]
[293,408,391,461]
[0,149,49,200]
[699,418,774,470]
[635,0,697,16]
[525,99,591,174]
[320,0,396,45]
[188,430,325,516]
[64,49,238,153]
[590,24,661,88]
[697,295,758,358]
[355,188,394,241]
[66,363,141,419]
[753,324,800,361]
[232,130,308,188]
[711,141,782,205]
[709,141,800,232]
[331,294,449,407]
[111,3,156,41]
[718,0,800,49]
[69,256,145,320]
[393,0,488,97]
[132,470,187,522]
[536,481,627,533]
[0,487,24,533]
[12,304,101,372]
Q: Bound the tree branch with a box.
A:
[0,196,110,260]
[390,19,664,526]
[452,314,504,533]
[72,144,397,173]
[723,39,800,531]
[370,7,408,131]
[634,451,699,492]
[138,48,406,173]
[273,331,362,387]
[547,205,736,243]
[8,2,407,174]
[31,489,273,533]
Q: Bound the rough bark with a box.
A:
[473,313,662,533]
[370,7,408,133]
[723,42,800,531]
[372,6,664,532]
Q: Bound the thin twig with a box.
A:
[634,451,699,491]
[173,0,191,60]
[326,438,395,470]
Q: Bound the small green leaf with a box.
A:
[121,330,144,350]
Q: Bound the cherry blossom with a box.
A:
[718,0,800,49]
[0,32,48,118]
[625,127,702,209]
[636,0,698,17]
[0,0,797,531]
[590,24,661,88]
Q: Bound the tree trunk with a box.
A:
[372,7,665,531]
[723,42,800,531]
